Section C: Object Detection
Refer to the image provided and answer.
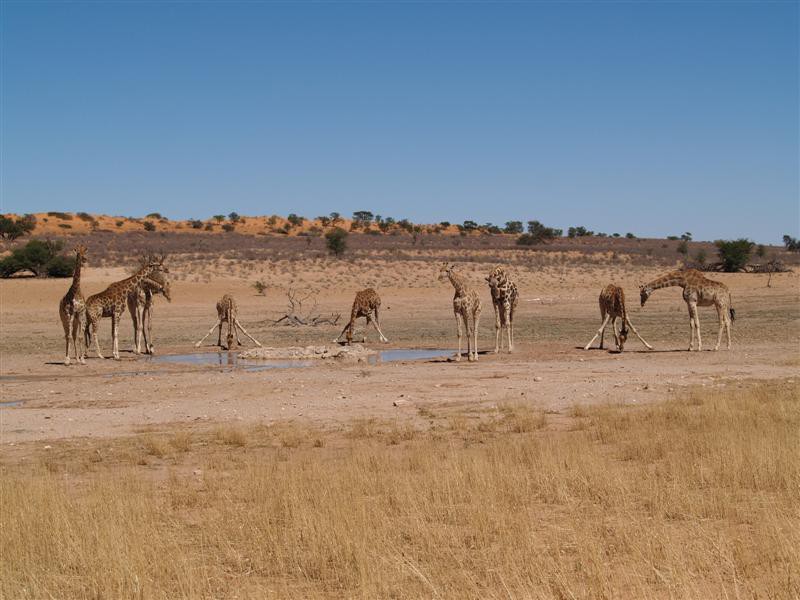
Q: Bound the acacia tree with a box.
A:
[715,239,754,272]
[325,228,348,257]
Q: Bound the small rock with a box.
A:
[44,445,52,450]
[193,469,203,476]
[533,376,543,382]
[393,399,410,407]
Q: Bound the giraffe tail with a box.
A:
[729,294,735,322]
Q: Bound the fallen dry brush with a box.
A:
[1,382,797,599]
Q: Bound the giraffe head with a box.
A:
[485,266,506,289]
[639,285,651,307]
[438,262,454,282]
[74,244,89,267]
[618,323,628,351]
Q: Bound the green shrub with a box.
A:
[715,239,754,272]
[0,215,35,240]
[146,212,162,219]
[0,239,73,278]
[222,223,235,232]
[47,212,72,220]
[325,227,348,257]
[115,221,124,227]
[503,221,523,234]
[76,212,94,222]
[189,219,203,229]
[143,221,156,232]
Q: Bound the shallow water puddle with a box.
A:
[147,348,452,371]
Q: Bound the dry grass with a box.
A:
[1,382,798,599]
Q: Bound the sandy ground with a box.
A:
[1,262,798,445]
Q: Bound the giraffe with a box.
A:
[334,288,389,345]
[438,263,482,362]
[640,269,734,351]
[83,256,167,360]
[195,294,262,350]
[127,265,171,355]
[486,266,518,354]
[58,244,88,365]
[584,284,653,352]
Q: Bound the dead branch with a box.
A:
[272,287,340,327]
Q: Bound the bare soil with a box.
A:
[2,248,797,447]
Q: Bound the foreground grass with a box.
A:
[2,382,798,599]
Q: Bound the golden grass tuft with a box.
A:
[1,382,798,598]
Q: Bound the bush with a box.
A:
[325,228,348,257]
[567,226,592,238]
[228,212,240,223]
[146,212,162,219]
[189,219,203,229]
[222,223,235,232]
[204,223,214,231]
[625,232,636,239]
[58,223,72,229]
[783,235,799,252]
[213,215,226,223]
[504,221,523,234]
[482,223,502,234]
[0,239,73,278]
[0,215,35,240]
[76,212,94,222]
[677,240,689,256]
[518,221,561,245]
[287,213,305,227]
[47,211,72,220]
[694,249,707,265]
[252,280,267,295]
[115,221,124,228]
[715,239,754,272]
[143,221,156,232]
[317,216,331,227]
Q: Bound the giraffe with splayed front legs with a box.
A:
[84,256,168,360]
[128,266,171,355]
[335,288,388,345]
[585,284,652,352]
[195,294,262,350]
[486,266,518,354]
[640,269,734,351]
[439,263,482,362]
[58,244,88,365]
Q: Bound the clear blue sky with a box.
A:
[2,1,797,243]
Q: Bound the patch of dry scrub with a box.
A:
[1,382,797,598]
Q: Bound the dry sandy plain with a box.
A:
[1,236,798,598]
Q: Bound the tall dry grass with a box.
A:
[2,383,798,599]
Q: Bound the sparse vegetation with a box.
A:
[47,211,72,220]
[252,280,267,295]
[221,223,235,233]
[503,221,523,234]
[567,226,593,238]
[783,234,799,252]
[143,221,156,232]
[517,220,561,246]
[0,215,36,240]
[76,212,95,222]
[1,383,796,598]
[145,212,162,219]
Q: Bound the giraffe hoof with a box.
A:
[64,358,71,366]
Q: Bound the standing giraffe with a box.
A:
[128,267,171,355]
[335,288,389,345]
[486,266,518,353]
[438,263,482,362]
[195,294,262,350]
[58,244,88,365]
[640,269,734,351]
[584,284,652,352]
[84,256,167,360]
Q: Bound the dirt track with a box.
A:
[2,263,798,444]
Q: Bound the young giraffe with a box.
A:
[584,284,652,352]
[640,269,734,351]
[486,266,518,354]
[127,268,171,355]
[195,294,262,350]
[335,288,389,345]
[58,244,88,365]
[83,256,167,360]
[438,263,482,362]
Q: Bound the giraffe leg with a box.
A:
[687,303,701,351]
[714,306,724,351]
[584,314,611,350]
[472,311,480,361]
[504,304,512,354]
[611,317,621,351]
[334,320,354,344]
[62,314,72,365]
[195,320,222,347]
[372,307,388,342]
[90,318,105,359]
[234,319,262,347]
[144,305,154,354]
[625,318,653,350]
[111,313,121,360]
[465,317,474,362]
[493,303,501,353]
[75,314,86,364]
[455,313,463,362]
[725,313,732,350]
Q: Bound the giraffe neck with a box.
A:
[68,257,83,295]
[644,271,688,291]
[448,271,468,296]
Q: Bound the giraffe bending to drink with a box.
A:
[195,294,262,350]
[640,269,734,351]
[335,288,388,345]
[584,284,652,352]
[84,256,168,360]
[127,263,171,355]
[486,266,518,354]
[439,263,482,362]
[58,244,88,365]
